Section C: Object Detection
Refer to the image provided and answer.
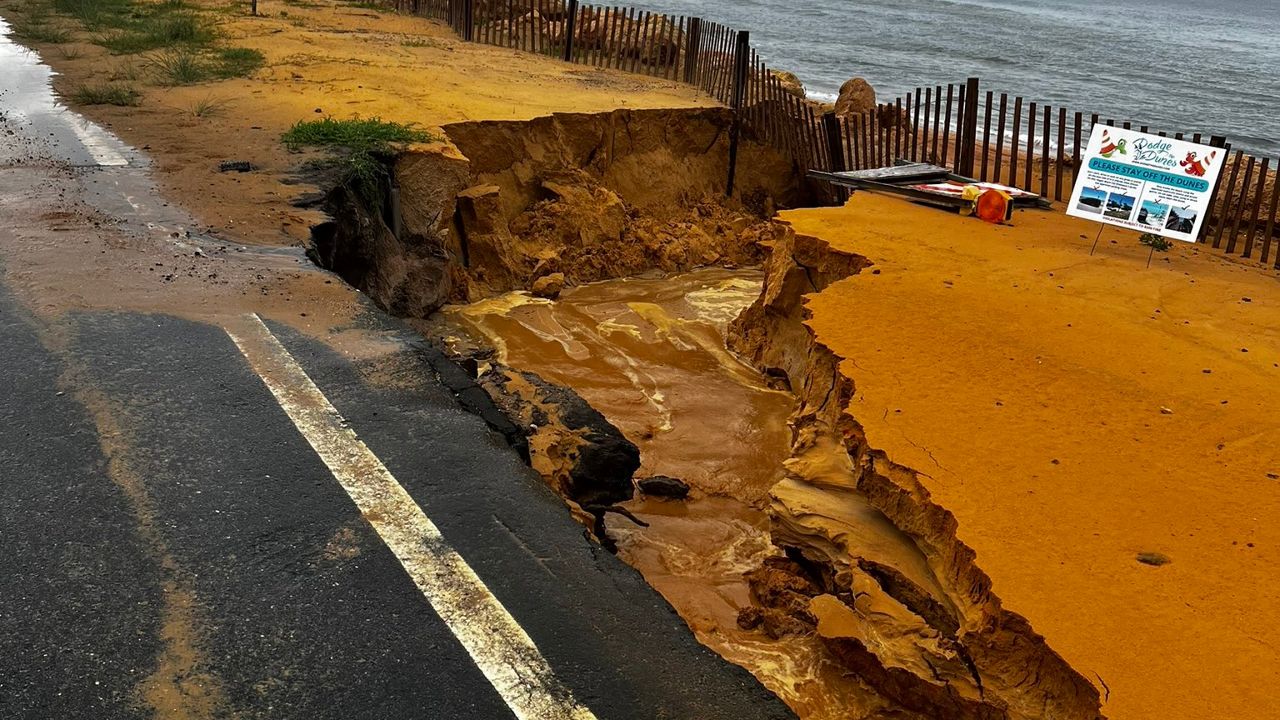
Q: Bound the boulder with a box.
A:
[636,475,690,499]
[770,70,806,100]
[834,77,876,118]
[530,272,566,299]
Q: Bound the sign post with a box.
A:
[1066,126,1225,244]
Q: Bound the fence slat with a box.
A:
[1226,156,1256,254]
[1055,107,1066,201]
[873,105,883,168]
[1023,102,1036,190]
[506,0,514,49]
[610,6,625,68]
[669,16,683,80]
[1262,166,1280,266]
[931,85,942,164]
[1010,97,1022,188]
[1200,137,1230,243]
[912,89,922,162]
[1040,104,1050,198]
[586,5,601,66]
[1214,151,1244,248]
[980,91,992,181]
[926,87,936,163]
[941,85,954,167]
[1242,158,1269,258]
[868,107,877,169]
[994,94,1007,184]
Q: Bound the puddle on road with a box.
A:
[440,268,887,719]
[0,17,304,273]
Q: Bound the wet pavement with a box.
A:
[0,19,794,720]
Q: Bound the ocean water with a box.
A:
[626,0,1280,157]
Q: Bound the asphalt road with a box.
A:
[0,20,795,720]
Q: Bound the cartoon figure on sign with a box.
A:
[1099,129,1127,158]
[1180,150,1215,177]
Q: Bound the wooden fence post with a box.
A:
[823,113,846,173]
[725,29,750,196]
[1200,135,1229,243]
[958,77,980,176]
[562,0,578,61]
[683,17,702,84]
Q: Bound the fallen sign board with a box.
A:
[809,162,1047,210]
[1066,126,1224,241]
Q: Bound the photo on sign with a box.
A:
[1077,187,1107,214]
[1165,207,1196,233]
[1137,200,1169,229]
[1104,192,1136,220]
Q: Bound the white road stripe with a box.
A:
[226,314,597,720]
[66,113,130,167]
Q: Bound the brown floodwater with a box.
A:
[437,268,890,719]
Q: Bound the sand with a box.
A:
[788,193,1280,720]
[3,0,712,248]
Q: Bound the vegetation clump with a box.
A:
[148,46,264,84]
[282,117,436,200]
[71,82,141,106]
[1139,232,1173,252]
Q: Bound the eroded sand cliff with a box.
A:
[732,194,1280,720]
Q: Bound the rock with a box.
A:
[218,160,254,173]
[1136,552,1171,566]
[834,77,876,118]
[770,70,806,99]
[736,606,764,631]
[530,272,566,299]
[479,366,639,507]
[636,474,690,499]
[811,589,999,719]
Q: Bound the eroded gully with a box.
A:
[436,267,938,719]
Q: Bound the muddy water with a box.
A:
[440,268,886,719]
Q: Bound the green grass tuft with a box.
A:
[342,1,393,11]
[148,47,210,84]
[213,47,264,78]
[188,95,230,118]
[13,21,73,43]
[53,0,137,31]
[146,45,264,85]
[283,118,435,200]
[95,7,215,54]
[282,117,433,151]
[72,82,141,106]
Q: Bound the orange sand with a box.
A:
[788,193,1280,720]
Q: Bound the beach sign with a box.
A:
[1066,126,1224,242]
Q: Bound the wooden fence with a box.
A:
[387,0,1280,269]
[827,83,1280,266]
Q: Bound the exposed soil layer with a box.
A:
[735,192,1280,720]
[312,107,804,318]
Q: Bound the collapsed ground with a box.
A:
[5,2,1280,720]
